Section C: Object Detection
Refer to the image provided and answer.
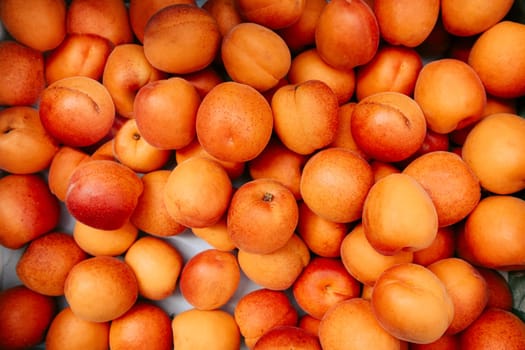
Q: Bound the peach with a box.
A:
[227,178,299,254]
[64,256,138,322]
[237,234,310,291]
[277,0,327,53]
[191,214,236,251]
[0,174,60,249]
[355,44,423,100]
[340,223,414,286]
[414,58,486,134]
[461,113,525,194]
[459,307,525,349]
[196,81,274,163]
[292,256,362,320]
[134,77,201,150]
[296,200,348,258]
[315,0,379,70]
[0,0,66,51]
[179,249,240,310]
[468,20,525,98]
[254,325,322,350]
[234,288,298,348]
[319,297,404,349]
[362,173,438,255]
[45,33,113,85]
[112,118,172,173]
[172,308,241,350]
[403,151,481,227]
[248,137,308,200]
[109,302,173,350]
[412,226,456,267]
[45,307,110,350]
[0,40,45,106]
[130,170,186,237]
[373,0,440,47]
[441,0,514,37]
[39,76,115,148]
[163,156,232,228]
[124,236,183,301]
[0,285,57,350]
[236,0,305,29]
[271,79,339,155]
[458,195,525,270]
[16,232,88,296]
[202,0,242,37]
[288,48,356,105]
[351,91,427,163]
[0,106,59,174]
[221,22,291,92]
[102,43,167,119]
[143,4,221,74]
[428,258,489,335]
[300,147,374,223]
[371,263,455,344]
[65,159,144,231]
[476,268,513,311]
[73,219,138,257]
[66,0,134,46]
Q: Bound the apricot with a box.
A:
[0,40,45,106]
[66,0,134,46]
[102,43,167,119]
[0,0,66,52]
[0,106,59,174]
[0,285,57,350]
[476,268,513,311]
[373,0,440,47]
[459,308,525,349]
[340,223,414,286]
[319,297,404,349]
[227,178,299,254]
[414,58,486,134]
[64,256,138,322]
[221,22,291,92]
[300,147,374,223]
[371,263,455,344]
[412,226,456,266]
[163,156,232,228]
[39,76,115,148]
[254,325,322,350]
[179,249,240,310]
[191,214,236,251]
[109,302,173,350]
[468,20,525,98]
[298,314,321,337]
[172,308,241,350]
[180,66,225,99]
[272,79,339,155]
[403,151,481,227]
[16,232,88,296]
[202,0,242,37]
[428,258,489,335]
[0,174,60,249]
[315,0,379,70]
[45,307,110,350]
[461,113,525,194]
[237,0,305,29]
[73,220,138,257]
[370,160,401,182]
[45,33,113,84]
[459,195,525,270]
[363,173,438,255]
[134,77,201,150]
[65,160,144,231]
[287,48,356,105]
[130,170,186,237]
[355,44,423,100]
[328,102,368,158]
[143,4,221,74]
[351,91,427,162]
[124,236,183,301]
[196,81,274,163]
[409,334,460,350]
[237,234,310,291]
[441,0,514,37]
[234,288,299,348]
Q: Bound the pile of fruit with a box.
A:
[1,0,525,349]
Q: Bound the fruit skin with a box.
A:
[253,325,322,350]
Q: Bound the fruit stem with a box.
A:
[262,192,274,202]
